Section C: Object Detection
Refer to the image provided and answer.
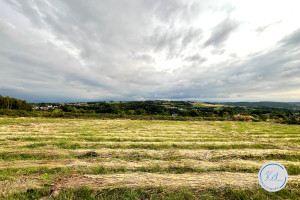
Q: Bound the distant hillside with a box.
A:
[222,101,300,111]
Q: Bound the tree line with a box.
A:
[0,95,32,111]
[0,96,299,124]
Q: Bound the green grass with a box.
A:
[0,118,299,199]
[0,150,191,162]
[17,142,278,150]
[211,153,300,162]
[6,136,246,144]
[78,136,240,143]
[288,139,300,143]
[111,151,180,161]
[92,165,128,174]
[3,185,300,200]
[0,167,72,181]
[7,137,43,141]
[0,152,65,161]
[90,164,262,175]
[23,142,48,148]
[1,163,297,182]
[285,164,300,175]
[112,153,167,161]
[87,143,279,150]
[53,141,81,149]
[1,188,49,200]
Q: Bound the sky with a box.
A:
[0,0,300,103]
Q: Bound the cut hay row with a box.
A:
[0,117,299,199]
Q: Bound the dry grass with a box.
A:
[0,117,299,198]
[54,172,300,190]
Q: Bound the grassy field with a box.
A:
[0,117,299,199]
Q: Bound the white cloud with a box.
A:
[0,0,299,102]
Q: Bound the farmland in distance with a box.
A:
[0,117,299,199]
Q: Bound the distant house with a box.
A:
[172,113,178,117]
[47,105,54,109]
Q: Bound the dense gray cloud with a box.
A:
[0,0,299,102]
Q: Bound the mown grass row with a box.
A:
[1,163,299,181]
[89,164,300,175]
[22,142,278,150]
[3,184,300,200]
[0,166,71,181]
[1,118,299,200]
[2,118,300,134]
[3,135,300,144]
[0,141,280,150]
[3,136,245,143]
[0,152,66,161]
[2,151,300,162]
[3,130,299,138]
[211,153,300,162]
[90,164,261,174]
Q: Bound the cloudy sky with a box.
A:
[0,0,300,102]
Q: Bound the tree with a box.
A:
[270,111,287,120]
[0,95,32,111]
[188,110,200,117]
[135,108,147,115]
